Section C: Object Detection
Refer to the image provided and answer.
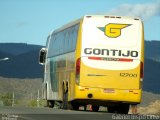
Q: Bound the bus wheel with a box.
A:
[84,105,87,111]
[47,100,55,108]
[62,90,68,109]
[117,103,129,114]
[71,102,79,110]
[107,104,129,114]
[92,105,99,112]
[107,106,117,113]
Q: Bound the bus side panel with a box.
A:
[49,52,75,102]
[47,57,59,100]
[66,52,75,101]
[68,20,83,101]
[44,59,53,100]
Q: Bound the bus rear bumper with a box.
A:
[74,85,142,104]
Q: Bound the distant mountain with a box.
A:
[0,43,42,56]
[144,58,160,94]
[0,50,43,78]
[143,41,160,93]
[0,43,43,78]
[0,51,13,59]
[145,41,160,60]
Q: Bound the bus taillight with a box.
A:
[76,58,81,76]
[140,62,144,78]
[76,58,81,84]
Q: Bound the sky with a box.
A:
[0,0,160,46]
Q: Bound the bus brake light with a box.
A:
[76,58,81,76]
[140,62,144,78]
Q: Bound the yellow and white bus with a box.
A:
[39,15,144,114]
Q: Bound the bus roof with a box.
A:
[48,15,141,37]
[50,18,81,35]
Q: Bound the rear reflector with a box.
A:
[140,62,144,78]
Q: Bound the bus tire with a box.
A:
[71,102,79,110]
[62,90,68,109]
[47,100,55,108]
[107,106,117,113]
[107,104,129,114]
[117,103,129,114]
[92,105,99,112]
[84,105,87,111]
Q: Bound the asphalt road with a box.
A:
[0,107,159,120]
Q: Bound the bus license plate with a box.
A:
[104,89,115,93]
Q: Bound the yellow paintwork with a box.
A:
[74,84,142,103]
[80,62,140,89]
[53,16,144,105]
[68,20,83,101]
[105,23,131,38]
[141,22,145,63]
[70,61,142,103]
[75,20,83,60]
[68,17,144,104]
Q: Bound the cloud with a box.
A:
[108,2,160,20]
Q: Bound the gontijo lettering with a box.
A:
[84,48,138,58]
